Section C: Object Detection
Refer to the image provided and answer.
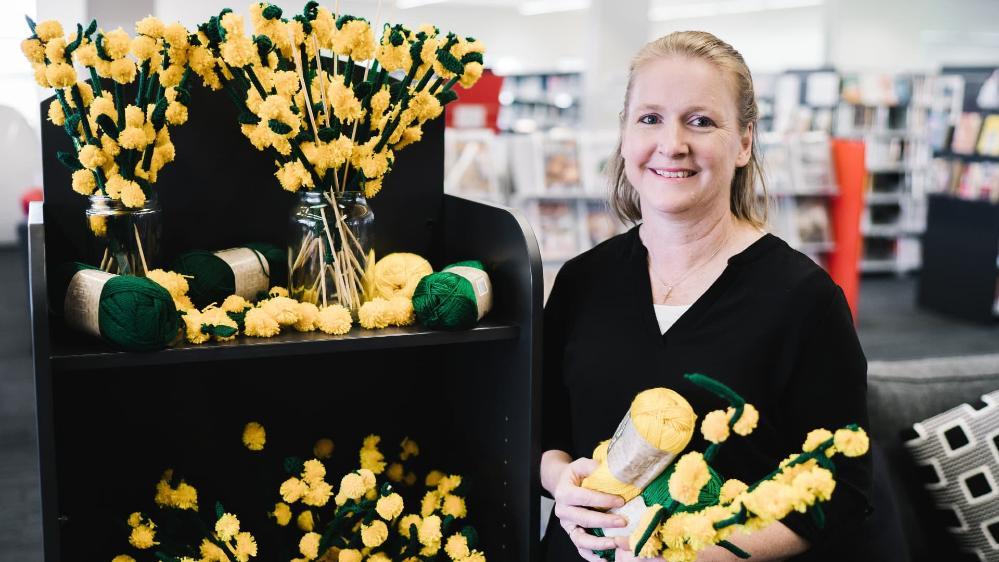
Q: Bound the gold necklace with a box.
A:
[647,231,731,304]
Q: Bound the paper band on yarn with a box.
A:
[64,269,115,337]
[445,265,492,320]
[605,413,677,491]
[215,248,270,299]
[602,495,650,538]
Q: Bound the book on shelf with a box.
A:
[976,114,999,157]
[527,199,580,261]
[794,197,834,245]
[583,200,623,248]
[542,136,583,191]
[443,129,505,202]
[951,112,983,155]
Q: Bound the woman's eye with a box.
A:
[638,114,661,125]
[689,116,715,127]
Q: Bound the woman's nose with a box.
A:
[656,123,689,158]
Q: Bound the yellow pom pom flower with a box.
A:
[44,37,67,65]
[361,519,389,547]
[421,490,441,517]
[130,35,159,61]
[700,409,730,444]
[271,502,292,526]
[313,438,334,459]
[44,62,77,88]
[317,305,352,335]
[136,16,166,38]
[128,523,158,549]
[181,310,210,344]
[437,474,462,495]
[214,512,240,541]
[293,301,320,332]
[244,307,280,337]
[441,494,467,518]
[376,493,404,520]
[242,421,266,451]
[73,43,99,67]
[833,427,869,457]
[668,452,711,506]
[146,269,189,299]
[719,479,748,505]
[299,532,321,560]
[119,180,146,208]
[34,20,64,42]
[335,473,366,505]
[112,556,136,562]
[119,126,149,150]
[234,531,257,561]
[259,296,300,325]
[280,477,308,503]
[21,38,45,64]
[78,145,109,170]
[339,549,363,562]
[71,169,96,195]
[729,403,759,436]
[297,509,314,531]
[802,428,833,453]
[303,480,332,507]
[418,514,443,546]
[274,160,314,192]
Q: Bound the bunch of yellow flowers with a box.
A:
[22,15,194,208]
[190,1,485,199]
[608,374,870,562]
[272,434,487,562]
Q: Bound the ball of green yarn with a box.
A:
[412,260,486,330]
[172,243,286,308]
[53,263,179,351]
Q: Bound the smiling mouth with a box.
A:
[651,169,697,179]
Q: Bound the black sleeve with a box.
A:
[778,284,873,546]
[541,264,576,458]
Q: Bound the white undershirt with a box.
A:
[653,304,691,334]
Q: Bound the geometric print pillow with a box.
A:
[903,389,999,562]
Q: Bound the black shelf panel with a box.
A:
[933,151,999,164]
[49,321,519,371]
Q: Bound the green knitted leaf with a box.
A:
[268,119,293,134]
[174,86,192,105]
[460,526,479,549]
[85,19,98,38]
[293,14,312,35]
[262,4,283,19]
[238,111,260,125]
[25,15,36,35]
[96,115,118,140]
[303,1,319,19]
[436,89,458,106]
[810,503,826,529]
[254,35,274,62]
[389,25,406,46]
[56,151,83,171]
[284,456,305,475]
[150,98,168,129]
[461,51,483,65]
[215,501,225,521]
[317,126,338,142]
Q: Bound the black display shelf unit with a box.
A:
[29,76,543,561]
[917,193,999,323]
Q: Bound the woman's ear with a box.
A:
[736,122,753,167]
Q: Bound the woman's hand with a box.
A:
[549,456,629,562]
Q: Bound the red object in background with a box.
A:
[21,187,43,216]
[444,68,503,132]
[827,139,866,322]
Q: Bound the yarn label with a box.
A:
[65,269,114,337]
[446,266,493,321]
[605,414,676,491]
[602,495,649,538]
[216,248,270,300]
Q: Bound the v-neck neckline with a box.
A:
[629,226,778,342]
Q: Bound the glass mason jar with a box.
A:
[86,194,162,277]
[288,189,374,311]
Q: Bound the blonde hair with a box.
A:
[608,31,768,227]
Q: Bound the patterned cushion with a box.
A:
[903,389,999,561]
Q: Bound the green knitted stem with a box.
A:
[718,540,751,559]
[631,504,667,557]
[172,243,285,308]
[411,269,479,330]
[684,373,746,407]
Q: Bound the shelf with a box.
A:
[867,164,906,173]
[49,321,520,372]
[513,191,606,201]
[932,151,999,164]
[861,259,900,273]
[866,192,907,204]
[862,225,922,237]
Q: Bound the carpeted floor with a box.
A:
[0,248,996,560]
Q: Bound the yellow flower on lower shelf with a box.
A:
[242,421,266,451]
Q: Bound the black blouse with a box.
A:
[542,227,872,561]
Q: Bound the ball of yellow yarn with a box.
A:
[582,388,696,502]
[372,253,433,300]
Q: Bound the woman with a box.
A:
[540,31,871,561]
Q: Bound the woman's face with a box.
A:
[620,56,752,220]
